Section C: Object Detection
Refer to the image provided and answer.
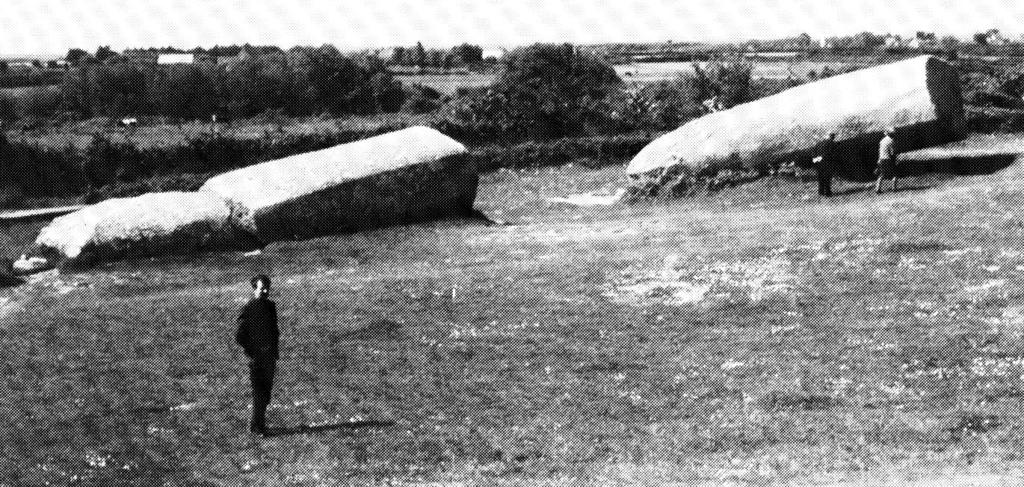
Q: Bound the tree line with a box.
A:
[54,45,408,119]
[388,43,485,68]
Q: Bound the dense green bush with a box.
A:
[690,57,753,108]
[435,44,622,142]
[401,84,444,114]
[610,78,705,131]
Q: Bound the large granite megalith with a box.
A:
[627,55,964,196]
[14,191,255,272]
[15,126,477,272]
[201,126,477,242]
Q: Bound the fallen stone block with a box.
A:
[201,126,477,242]
[16,127,478,272]
[627,55,965,196]
[22,191,256,270]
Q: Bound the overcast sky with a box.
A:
[2,0,1022,56]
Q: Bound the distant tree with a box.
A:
[220,52,294,117]
[369,71,405,112]
[427,50,444,68]
[95,45,117,63]
[974,32,990,45]
[451,43,483,65]
[287,45,378,115]
[147,64,218,119]
[65,48,89,66]
[46,60,59,69]
[390,47,406,65]
[795,33,813,50]
[31,60,43,69]
[89,64,147,116]
[492,43,622,138]
[362,55,387,75]
[0,61,7,73]
[703,57,753,108]
[413,42,427,67]
[401,83,442,113]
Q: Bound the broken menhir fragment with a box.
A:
[15,126,477,272]
[15,191,255,272]
[626,55,964,197]
[201,126,477,242]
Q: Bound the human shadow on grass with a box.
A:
[267,419,394,438]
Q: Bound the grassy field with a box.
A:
[0,84,60,98]
[6,150,1024,484]
[5,112,430,150]
[614,60,872,85]
[396,60,868,95]
[395,73,496,96]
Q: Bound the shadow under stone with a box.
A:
[897,154,1018,178]
[0,268,22,288]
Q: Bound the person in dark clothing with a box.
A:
[813,132,838,197]
[236,274,279,437]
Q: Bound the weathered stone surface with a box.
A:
[627,55,964,195]
[201,126,476,242]
[30,191,254,267]
[18,126,477,271]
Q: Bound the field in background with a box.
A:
[615,59,871,84]
[390,59,871,95]
[5,142,1024,484]
[5,112,430,150]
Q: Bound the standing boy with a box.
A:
[236,274,279,437]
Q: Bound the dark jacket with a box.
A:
[817,139,839,173]
[236,298,279,360]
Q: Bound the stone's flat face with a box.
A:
[626,55,964,183]
[201,126,468,213]
[34,191,240,260]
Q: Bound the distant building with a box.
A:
[984,29,1010,46]
[481,48,506,61]
[883,35,905,49]
[157,53,194,65]
[6,61,35,71]
[374,47,401,62]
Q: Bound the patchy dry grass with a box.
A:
[5,158,1024,485]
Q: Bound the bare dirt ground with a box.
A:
[5,136,1024,485]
